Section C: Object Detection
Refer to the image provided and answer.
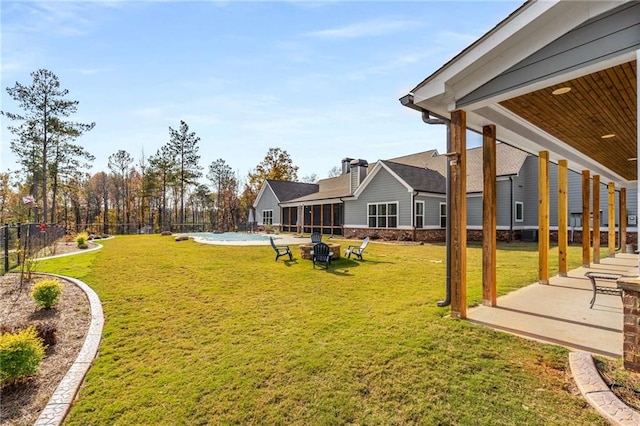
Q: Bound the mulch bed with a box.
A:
[0,271,91,425]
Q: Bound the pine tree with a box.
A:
[167,121,202,225]
[2,69,95,223]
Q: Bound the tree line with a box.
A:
[1,69,301,234]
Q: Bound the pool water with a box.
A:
[188,232,275,242]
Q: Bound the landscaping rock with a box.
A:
[175,235,189,242]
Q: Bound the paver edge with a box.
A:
[569,351,640,425]
[33,273,103,426]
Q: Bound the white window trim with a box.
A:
[367,201,399,228]
[262,209,273,225]
[439,202,447,228]
[415,200,425,228]
[515,201,524,222]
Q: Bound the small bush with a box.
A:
[0,327,45,385]
[76,232,89,248]
[30,278,63,309]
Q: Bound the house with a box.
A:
[253,180,318,227]
[258,143,637,241]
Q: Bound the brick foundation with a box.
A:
[342,227,638,245]
[618,278,640,372]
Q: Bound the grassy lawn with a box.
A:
[35,236,606,425]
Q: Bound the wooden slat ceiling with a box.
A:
[500,61,637,181]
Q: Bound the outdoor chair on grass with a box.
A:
[312,242,332,270]
[311,232,322,244]
[270,236,293,262]
[345,237,370,260]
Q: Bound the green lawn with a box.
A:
[36,236,606,425]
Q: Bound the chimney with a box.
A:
[342,158,354,175]
[349,159,368,193]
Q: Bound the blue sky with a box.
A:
[1,0,521,184]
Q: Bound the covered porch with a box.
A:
[469,252,638,358]
[402,1,639,367]
[280,203,344,236]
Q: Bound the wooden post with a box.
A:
[558,160,568,277]
[538,151,549,284]
[593,175,600,264]
[331,203,335,235]
[450,110,467,319]
[482,124,496,306]
[609,182,616,256]
[621,188,627,253]
[582,170,591,267]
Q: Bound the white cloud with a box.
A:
[305,19,421,39]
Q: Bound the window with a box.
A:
[368,202,398,228]
[515,202,524,222]
[262,210,273,225]
[439,203,447,228]
[415,201,424,228]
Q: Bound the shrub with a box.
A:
[30,278,63,309]
[76,232,89,248]
[0,327,45,385]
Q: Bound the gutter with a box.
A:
[400,94,451,307]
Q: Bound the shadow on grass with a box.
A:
[353,259,395,265]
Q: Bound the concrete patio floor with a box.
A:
[468,252,639,359]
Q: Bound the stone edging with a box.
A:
[33,273,104,426]
[569,352,640,425]
[38,236,113,261]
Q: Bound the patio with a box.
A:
[468,253,639,359]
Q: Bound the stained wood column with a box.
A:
[609,183,616,256]
[482,124,496,306]
[558,160,568,277]
[582,170,591,267]
[538,151,549,285]
[621,188,627,252]
[593,175,600,264]
[450,110,467,319]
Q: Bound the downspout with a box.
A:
[439,118,452,307]
[400,94,452,307]
[510,176,514,242]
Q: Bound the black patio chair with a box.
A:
[270,236,293,262]
[312,242,332,270]
[311,232,322,244]
[345,237,370,260]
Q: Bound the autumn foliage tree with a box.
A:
[243,148,298,208]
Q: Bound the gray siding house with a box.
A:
[253,180,318,227]
[254,143,638,242]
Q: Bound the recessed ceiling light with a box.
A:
[552,87,571,95]
[601,134,616,139]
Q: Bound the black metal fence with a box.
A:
[1,223,66,275]
[77,223,208,235]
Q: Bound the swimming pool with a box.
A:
[188,232,274,242]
